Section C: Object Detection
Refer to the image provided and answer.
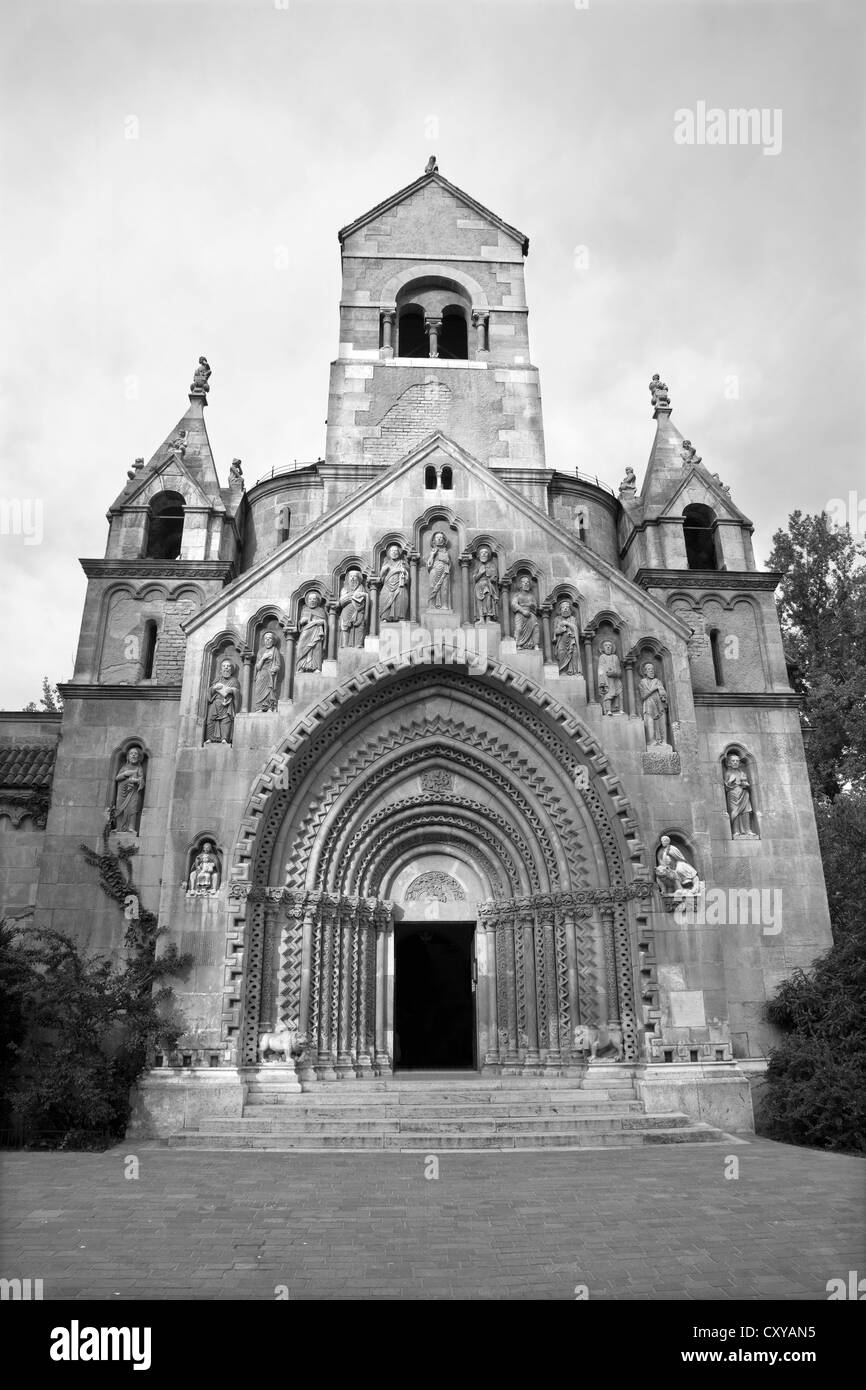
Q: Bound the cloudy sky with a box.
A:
[1,0,863,708]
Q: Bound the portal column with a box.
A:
[499,578,512,638]
[478,914,501,1070]
[374,908,393,1076]
[582,636,595,702]
[409,551,421,623]
[459,554,472,624]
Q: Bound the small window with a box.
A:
[683,504,719,570]
[439,308,468,361]
[424,465,437,490]
[398,308,427,358]
[709,628,724,686]
[440,466,453,491]
[145,492,185,560]
[141,620,158,680]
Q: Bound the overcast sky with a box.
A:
[1,0,863,708]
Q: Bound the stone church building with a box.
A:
[0,165,832,1142]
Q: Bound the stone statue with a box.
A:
[205,659,242,743]
[379,544,410,623]
[472,546,499,621]
[425,532,451,610]
[681,439,703,467]
[638,661,669,746]
[253,632,281,711]
[191,356,211,393]
[711,472,731,496]
[113,746,146,833]
[724,753,758,838]
[168,430,187,458]
[655,836,701,896]
[228,458,244,489]
[649,374,670,410]
[596,639,623,715]
[573,1023,623,1062]
[338,570,368,648]
[188,841,221,896]
[259,1018,306,1063]
[511,577,540,650]
[619,466,637,495]
[425,155,438,174]
[295,593,327,673]
[552,599,580,674]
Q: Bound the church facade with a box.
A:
[0,166,832,1136]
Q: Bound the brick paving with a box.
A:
[1,1137,863,1300]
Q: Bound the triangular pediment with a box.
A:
[657,467,752,525]
[187,432,691,642]
[108,394,225,514]
[338,170,528,255]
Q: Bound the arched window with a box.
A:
[709,628,724,686]
[683,504,719,570]
[145,492,185,560]
[424,465,437,490]
[439,307,468,360]
[440,466,453,490]
[398,308,427,358]
[141,620,158,680]
[275,503,291,545]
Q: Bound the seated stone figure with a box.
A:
[188,842,221,895]
[654,836,701,897]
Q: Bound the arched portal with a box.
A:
[225,653,653,1078]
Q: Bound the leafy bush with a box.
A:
[0,836,190,1149]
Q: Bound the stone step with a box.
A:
[167,1121,725,1152]
[244,1087,637,1108]
[242,1097,643,1116]
[198,1112,690,1136]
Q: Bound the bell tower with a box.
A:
[325,160,546,470]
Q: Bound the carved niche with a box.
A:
[471,545,499,622]
[187,839,222,896]
[204,651,242,744]
[252,625,283,711]
[510,575,540,649]
[723,750,760,839]
[108,743,147,834]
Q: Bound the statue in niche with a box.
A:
[191,356,211,393]
[228,458,244,489]
[338,570,368,648]
[295,593,327,673]
[425,532,452,610]
[205,658,242,743]
[655,836,701,897]
[552,599,580,674]
[188,841,221,896]
[253,631,281,711]
[379,543,410,623]
[638,660,669,746]
[724,753,758,839]
[648,374,670,410]
[472,546,499,621]
[511,577,540,650]
[596,639,623,715]
[112,746,146,833]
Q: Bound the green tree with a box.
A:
[767,511,866,799]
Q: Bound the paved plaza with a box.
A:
[1,1137,863,1300]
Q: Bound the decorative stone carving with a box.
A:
[419,769,454,796]
[425,154,438,174]
[253,631,281,711]
[187,841,221,896]
[648,374,670,411]
[295,593,327,673]
[168,430,187,458]
[710,471,731,497]
[204,659,241,743]
[404,871,466,902]
[681,438,702,467]
[338,570,368,648]
[258,1018,306,1063]
[573,1023,623,1062]
[724,752,759,839]
[641,751,681,775]
[111,746,146,833]
[379,543,410,623]
[638,660,669,747]
[425,532,452,610]
[228,458,244,489]
[472,546,499,621]
[654,836,702,898]
[552,599,580,674]
[511,577,540,649]
[618,466,637,497]
[191,355,211,394]
[596,640,623,714]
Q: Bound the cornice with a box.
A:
[635,569,781,592]
[80,560,236,581]
[57,684,182,701]
[693,691,802,709]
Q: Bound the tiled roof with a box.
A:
[0,745,56,789]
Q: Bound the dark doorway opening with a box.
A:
[394,922,475,1070]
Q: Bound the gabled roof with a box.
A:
[108,394,225,514]
[637,409,751,525]
[186,432,691,642]
[338,169,529,256]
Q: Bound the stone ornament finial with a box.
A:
[649,373,671,413]
[425,154,438,174]
[191,356,212,395]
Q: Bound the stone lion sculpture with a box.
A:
[573,1023,623,1062]
[258,1019,306,1064]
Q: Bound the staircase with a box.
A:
[166,1072,732,1151]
